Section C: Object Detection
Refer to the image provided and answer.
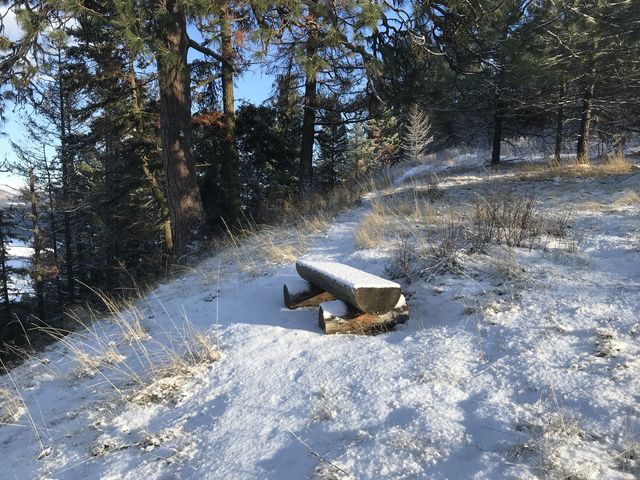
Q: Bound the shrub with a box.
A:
[471,189,540,251]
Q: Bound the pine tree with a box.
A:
[317,105,348,188]
[346,123,374,179]
[401,104,433,163]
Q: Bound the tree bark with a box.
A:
[554,105,564,164]
[128,54,174,254]
[29,168,45,319]
[58,54,74,302]
[554,84,565,164]
[299,3,319,192]
[220,5,242,223]
[576,71,596,164]
[43,152,62,303]
[155,0,205,258]
[0,211,11,317]
[491,110,502,166]
[319,296,408,335]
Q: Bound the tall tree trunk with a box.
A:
[155,0,205,258]
[28,169,45,319]
[299,3,319,192]
[44,152,62,303]
[0,211,11,318]
[220,5,242,223]
[576,70,596,164]
[554,84,565,164]
[58,57,75,303]
[128,54,174,254]
[554,106,564,163]
[491,110,502,166]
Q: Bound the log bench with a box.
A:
[283,259,408,334]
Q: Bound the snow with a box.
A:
[319,299,351,318]
[5,238,33,300]
[296,259,401,290]
[0,155,639,479]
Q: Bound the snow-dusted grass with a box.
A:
[517,153,634,182]
[0,152,639,479]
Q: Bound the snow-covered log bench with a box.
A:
[283,259,408,334]
[295,259,402,315]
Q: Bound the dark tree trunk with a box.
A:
[0,212,11,317]
[58,59,75,303]
[576,71,596,164]
[554,84,565,164]
[491,111,502,166]
[554,105,564,163]
[299,4,319,192]
[155,0,205,258]
[220,5,242,223]
[29,169,45,319]
[44,153,62,303]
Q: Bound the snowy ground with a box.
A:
[6,239,33,301]
[0,152,639,479]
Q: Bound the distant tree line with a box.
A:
[0,1,637,341]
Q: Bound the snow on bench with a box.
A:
[295,259,402,315]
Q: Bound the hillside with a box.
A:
[0,185,17,208]
[0,153,638,479]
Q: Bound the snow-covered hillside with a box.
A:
[0,153,639,479]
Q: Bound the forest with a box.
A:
[0,0,638,349]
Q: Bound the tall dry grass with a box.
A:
[222,171,393,275]
[519,153,633,182]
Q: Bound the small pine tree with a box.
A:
[346,123,375,179]
[401,104,433,162]
[367,112,401,166]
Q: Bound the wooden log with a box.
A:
[296,259,402,315]
[319,295,408,335]
[283,280,335,309]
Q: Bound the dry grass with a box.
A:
[355,186,439,250]
[31,287,220,408]
[222,172,392,276]
[518,154,633,182]
[380,184,575,283]
[222,219,328,276]
[0,385,24,425]
[614,189,640,207]
[508,390,595,479]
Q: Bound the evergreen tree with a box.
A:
[317,105,348,188]
[401,104,433,163]
[346,122,374,179]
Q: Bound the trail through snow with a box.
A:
[0,157,639,479]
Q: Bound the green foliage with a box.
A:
[317,105,348,188]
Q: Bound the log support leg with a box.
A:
[319,295,409,335]
[284,281,335,309]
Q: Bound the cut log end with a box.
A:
[354,286,402,315]
[283,282,335,309]
[319,295,408,335]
